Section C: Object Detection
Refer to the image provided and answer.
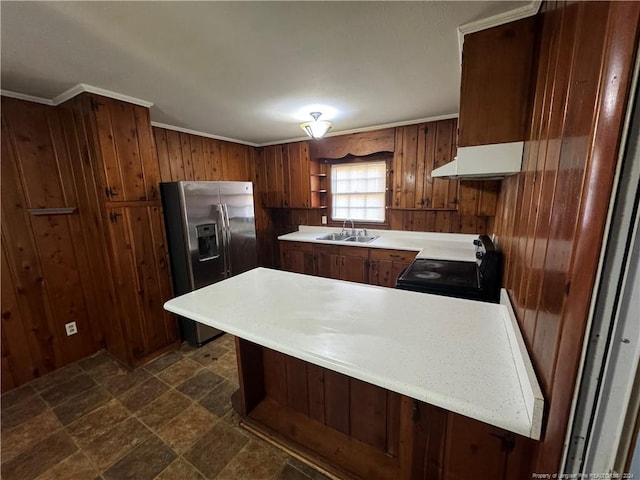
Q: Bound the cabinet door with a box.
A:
[339,246,370,284]
[106,206,179,361]
[314,245,341,279]
[458,17,536,147]
[262,145,287,207]
[92,96,161,202]
[369,249,416,287]
[286,142,311,208]
[280,241,313,274]
[442,414,533,480]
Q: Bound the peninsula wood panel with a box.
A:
[493,1,640,473]
[1,98,106,390]
[261,348,401,457]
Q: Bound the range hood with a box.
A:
[432,141,524,179]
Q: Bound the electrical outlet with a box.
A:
[65,321,78,336]
[321,215,327,225]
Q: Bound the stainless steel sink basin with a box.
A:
[316,233,379,243]
[344,235,379,243]
[316,233,352,241]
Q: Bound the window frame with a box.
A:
[326,153,390,227]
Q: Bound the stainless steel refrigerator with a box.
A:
[160,181,257,346]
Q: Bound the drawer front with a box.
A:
[338,245,370,258]
[279,241,313,253]
[369,249,416,263]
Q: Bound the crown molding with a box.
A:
[150,122,259,147]
[1,83,153,108]
[457,0,541,64]
[0,90,55,106]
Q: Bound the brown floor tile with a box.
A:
[183,420,249,479]
[99,368,151,396]
[67,399,131,447]
[102,434,176,480]
[53,386,112,425]
[178,342,199,355]
[118,377,169,412]
[143,350,183,374]
[156,358,202,386]
[176,369,224,401]
[214,333,236,351]
[1,395,47,431]
[1,384,36,411]
[155,458,205,480]
[79,351,126,381]
[136,389,192,431]
[189,343,229,367]
[82,417,152,470]
[40,373,96,407]
[35,451,99,480]
[1,410,63,464]
[215,440,288,480]
[199,379,236,418]
[0,430,77,480]
[29,364,85,392]
[156,404,218,454]
[206,351,238,380]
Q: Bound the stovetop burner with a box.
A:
[395,235,501,303]
[414,271,442,280]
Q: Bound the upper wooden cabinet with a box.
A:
[457,17,537,147]
[89,95,162,202]
[257,142,313,208]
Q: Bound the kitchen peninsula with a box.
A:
[164,267,543,480]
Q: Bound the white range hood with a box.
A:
[432,141,524,179]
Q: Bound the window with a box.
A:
[331,161,386,222]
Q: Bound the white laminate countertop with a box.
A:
[278,225,479,262]
[164,267,544,440]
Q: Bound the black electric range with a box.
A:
[395,235,501,303]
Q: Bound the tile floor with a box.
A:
[0,334,331,480]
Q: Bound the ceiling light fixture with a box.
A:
[300,112,332,139]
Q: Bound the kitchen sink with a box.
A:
[316,233,352,241]
[316,233,379,243]
[344,235,379,243]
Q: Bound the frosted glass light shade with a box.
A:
[300,112,332,139]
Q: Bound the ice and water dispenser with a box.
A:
[195,223,219,261]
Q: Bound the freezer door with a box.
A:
[180,182,227,289]
[218,181,257,276]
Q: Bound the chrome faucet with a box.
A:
[341,219,356,236]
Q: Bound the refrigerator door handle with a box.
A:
[222,203,232,277]
[216,204,229,278]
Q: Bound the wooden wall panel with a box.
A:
[1,98,105,389]
[492,1,640,473]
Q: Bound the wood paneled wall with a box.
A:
[1,98,107,390]
[493,1,640,472]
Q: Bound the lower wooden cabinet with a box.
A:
[106,205,179,364]
[280,241,314,274]
[368,248,415,287]
[280,241,415,287]
[312,244,370,283]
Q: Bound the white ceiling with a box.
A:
[1,1,532,146]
